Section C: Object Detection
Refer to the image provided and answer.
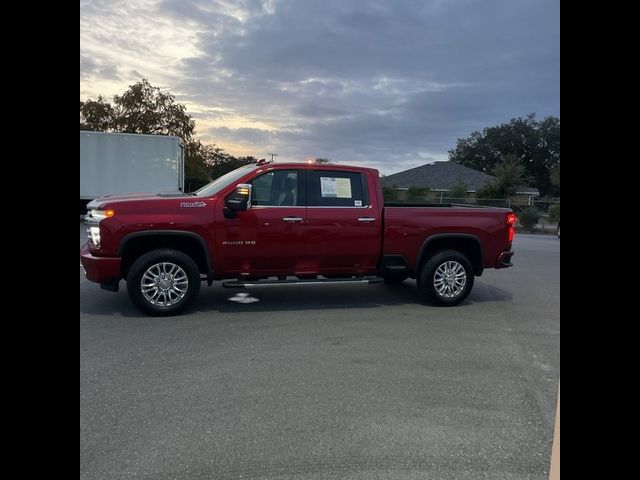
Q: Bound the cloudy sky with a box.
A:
[80,0,559,176]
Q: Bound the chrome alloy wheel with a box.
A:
[140,262,189,307]
[433,260,467,298]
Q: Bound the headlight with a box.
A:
[85,208,114,247]
[89,208,115,220]
[88,226,101,246]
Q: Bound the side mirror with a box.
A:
[225,183,252,212]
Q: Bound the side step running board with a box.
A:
[222,277,384,289]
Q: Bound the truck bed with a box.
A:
[382,204,512,271]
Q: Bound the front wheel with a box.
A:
[418,250,474,306]
[126,249,201,316]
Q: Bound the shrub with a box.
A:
[448,181,468,199]
[519,207,540,232]
[476,182,503,199]
[383,186,399,201]
[548,204,560,223]
[407,186,431,200]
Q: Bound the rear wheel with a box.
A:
[418,249,474,306]
[126,249,201,316]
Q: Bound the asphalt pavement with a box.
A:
[80,226,560,480]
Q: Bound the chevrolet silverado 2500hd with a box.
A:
[80,162,515,316]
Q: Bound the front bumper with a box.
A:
[495,250,514,269]
[80,243,121,284]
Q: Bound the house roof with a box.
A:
[381,161,497,191]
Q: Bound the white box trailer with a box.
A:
[80,131,184,200]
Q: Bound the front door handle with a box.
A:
[283,216,304,223]
[357,217,376,223]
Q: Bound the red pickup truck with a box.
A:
[81,161,515,316]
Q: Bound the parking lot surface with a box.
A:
[81,226,559,480]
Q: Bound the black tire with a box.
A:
[126,249,201,316]
[418,249,474,306]
[383,273,409,284]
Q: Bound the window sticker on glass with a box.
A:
[320,177,352,198]
[320,177,337,197]
[354,200,362,207]
[335,178,352,198]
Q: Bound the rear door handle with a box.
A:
[357,217,376,223]
[283,216,304,223]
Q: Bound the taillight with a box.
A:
[507,212,516,242]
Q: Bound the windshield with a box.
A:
[192,164,258,197]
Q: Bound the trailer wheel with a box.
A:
[126,249,201,316]
[418,250,474,306]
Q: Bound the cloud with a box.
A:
[81,0,559,175]
[211,126,273,142]
[80,54,121,81]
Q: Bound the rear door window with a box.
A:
[307,171,368,207]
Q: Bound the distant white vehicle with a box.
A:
[80,131,184,201]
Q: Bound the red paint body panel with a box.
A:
[79,162,514,286]
[305,205,381,274]
[80,243,121,283]
[382,206,512,269]
[214,203,308,275]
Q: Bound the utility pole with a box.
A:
[268,153,278,162]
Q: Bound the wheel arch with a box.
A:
[416,233,484,276]
[119,230,212,280]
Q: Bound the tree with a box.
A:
[80,96,115,131]
[492,155,526,196]
[550,164,560,191]
[80,80,196,141]
[314,158,330,164]
[209,154,258,179]
[184,141,257,182]
[183,140,215,185]
[449,113,560,196]
[111,79,196,140]
[476,155,526,199]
